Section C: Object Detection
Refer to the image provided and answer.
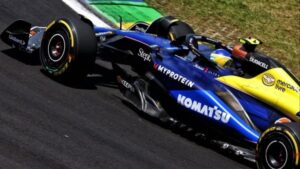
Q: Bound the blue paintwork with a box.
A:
[225,85,283,130]
[93,26,290,143]
[170,90,260,142]
[95,27,171,47]
[152,54,260,142]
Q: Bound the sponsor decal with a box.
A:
[116,76,135,92]
[275,80,300,93]
[262,73,275,86]
[138,48,151,62]
[261,73,299,93]
[154,64,195,88]
[8,34,26,45]
[195,65,220,77]
[249,56,269,69]
[177,94,231,123]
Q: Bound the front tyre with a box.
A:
[40,18,96,80]
[256,123,300,169]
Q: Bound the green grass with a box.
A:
[146,0,300,78]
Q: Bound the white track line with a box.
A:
[62,0,110,28]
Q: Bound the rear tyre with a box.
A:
[40,18,96,81]
[256,123,300,169]
[146,16,194,42]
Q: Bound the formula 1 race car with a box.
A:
[1,15,300,169]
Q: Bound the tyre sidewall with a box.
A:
[257,126,299,169]
[41,27,73,77]
[40,18,96,80]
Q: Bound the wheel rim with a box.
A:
[47,33,66,62]
[265,140,288,169]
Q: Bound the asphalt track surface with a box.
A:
[0,1,254,169]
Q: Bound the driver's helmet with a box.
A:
[210,49,232,68]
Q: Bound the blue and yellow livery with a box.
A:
[1,16,299,169]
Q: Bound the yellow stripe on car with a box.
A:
[59,20,74,48]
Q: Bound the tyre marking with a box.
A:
[169,32,175,41]
[46,21,56,31]
[59,20,74,48]
[53,62,69,76]
[170,19,179,24]
[257,126,278,153]
[284,129,299,166]
[260,127,277,142]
